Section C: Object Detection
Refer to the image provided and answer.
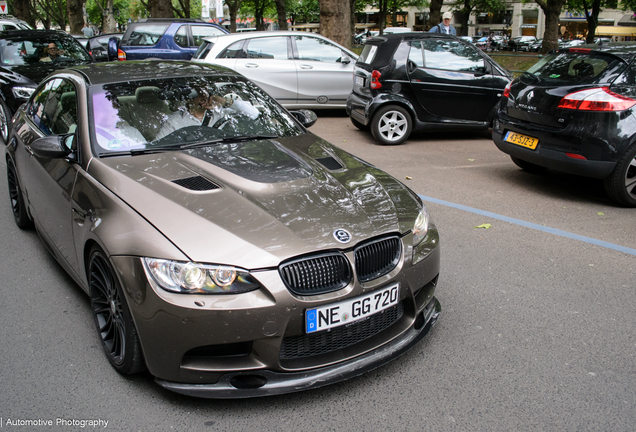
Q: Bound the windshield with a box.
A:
[524,51,626,85]
[0,36,91,66]
[90,75,303,156]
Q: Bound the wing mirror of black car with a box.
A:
[30,134,74,159]
[473,65,488,76]
[107,37,119,61]
[290,110,318,128]
[407,59,419,74]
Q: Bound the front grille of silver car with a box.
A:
[354,236,401,282]
[279,253,351,295]
[279,302,404,361]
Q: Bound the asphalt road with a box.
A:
[1,113,634,431]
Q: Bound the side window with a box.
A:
[218,41,245,59]
[174,25,188,48]
[408,41,424,67]
[29,78,77,136]
[245,37,288,59]
[3,24,18,31]
[295,36,343,62]
[421,40,485,72]
[126,24,169,46]
[191,25,225,47]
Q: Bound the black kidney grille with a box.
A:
[280,302,404,360]
[172,176,219,191]
[279,253,351,295]
[354,236,401,282]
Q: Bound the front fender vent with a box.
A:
[172,176,219,191]
[315,156,344,171]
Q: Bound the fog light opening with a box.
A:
[230,375,267,389]
[414,311,426,330]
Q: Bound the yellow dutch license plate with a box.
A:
[504,131,539,150]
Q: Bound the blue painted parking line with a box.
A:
[419,194,636,257]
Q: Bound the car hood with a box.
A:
[89,133,421,268]
[4,60,90,84]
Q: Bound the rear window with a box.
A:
[358,44,378,64]
[525,51,626,84]
[125,24,169,46]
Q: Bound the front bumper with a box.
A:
[155,296,440,398]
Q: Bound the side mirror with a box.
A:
[339,55,352,65]
[290,110,317,128]
[31,134,74,159]
[474,65,488,77]
[107,37,119,62]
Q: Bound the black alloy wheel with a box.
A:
[604,142,636,207]
[0,98,11,145]
[88,246,145,374]
[6,159,32,229]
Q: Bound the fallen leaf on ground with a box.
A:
[405,176,412,180]
[474,223,492,229]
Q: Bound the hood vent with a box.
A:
[172,176,219,191]
[315,156,344,171]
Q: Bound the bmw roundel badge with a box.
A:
[333,229,352,244]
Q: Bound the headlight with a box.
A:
[143,258,260,294]
[412,206,429,246]
[12,86,35,99]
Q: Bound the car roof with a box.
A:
[0,29,73,40]
[561,42,636,61]
[66,60,240,86]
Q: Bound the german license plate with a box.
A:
[355,75,365,86]
[305,283,399,334]
[504,131,539,150]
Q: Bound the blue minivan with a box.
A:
[108,18,227,61]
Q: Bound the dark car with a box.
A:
[347,33,512,145]
[4,60,441,398]
[108,18,227,61]
[87,33,123,62]
[492,43,636,207]
[0,29,93,144]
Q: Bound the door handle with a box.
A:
[299,64,313,69]
[245,63,259,68]
[25,146,34,157]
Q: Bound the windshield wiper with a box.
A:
[97,146,184,158]
[179,134,278,149]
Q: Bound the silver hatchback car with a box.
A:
[193,31,358,109]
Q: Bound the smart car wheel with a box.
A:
[88,246,145,374]
[6,159,32,229]
[0,98,11,145]
[604,142,636,207]
[510,156,547,173]
[371,105,412,145]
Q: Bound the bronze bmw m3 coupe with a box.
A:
[4,61,441,398]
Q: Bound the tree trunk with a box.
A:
[459,0,472,37]
[275,0,287,30]
[585,0,601,44]
[254,0,266,31]
[226,0,243,33]
[536,0,567,53]
[103,0,117,33]
[12,0,35,28]
[319,0,352,49]
[378,0,386,35]
[429,0,443,31]
[149,0,173,18]
[67,0,85,34]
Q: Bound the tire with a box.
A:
[88,246,145,374]
[0,98,12,145]
[350,116,369,131]
[6,159,33,229]
[370,105,412,145]
[510,156,547,173]
[604,142,636,207]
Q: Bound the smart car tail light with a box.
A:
[370,70,382,89]
[117,48,126,61]
[502,82,511,98]
[557,87,636,111]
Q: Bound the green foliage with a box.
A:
[287,0,320,23]
[86,0,133,26]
